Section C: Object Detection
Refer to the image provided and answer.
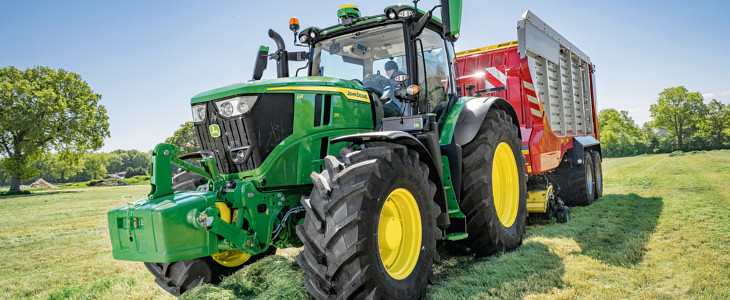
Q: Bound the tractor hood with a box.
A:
[191,76,366,104]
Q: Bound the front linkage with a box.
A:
[108,143,303,267]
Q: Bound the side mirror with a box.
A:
[440,0,462,42]
[465,83,476,96]
[252,46,269,81]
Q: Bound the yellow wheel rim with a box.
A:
[211,203,251,267]
[211,251,251,267]
[378,188,422,280]
[492,142,520,227]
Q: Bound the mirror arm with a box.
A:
[412,4,440,38]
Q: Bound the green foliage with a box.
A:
[112,149,150,170]
[599,108,641,137]
[125,166,148,178]
[597,109,659,157]
[0,66,110,192]
[83,153,108,180]
[601,86,729,158]
[165,122,200,154]
[697,99,730,147]
[649,86,707,149]
[123,175,150,185]
[106,152,124,174]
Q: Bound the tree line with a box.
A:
[1,66,728,192]
[0,149,151,186]
[599,86,730,157]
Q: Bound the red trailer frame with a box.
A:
[455,30,599,176]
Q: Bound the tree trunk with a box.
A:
[9,176,21,194]
[677,132,683,150]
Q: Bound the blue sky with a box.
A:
[2,0,729,152]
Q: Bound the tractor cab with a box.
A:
[302,4,459,120]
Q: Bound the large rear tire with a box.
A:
[454,110,527,256]
[297,143,439,299]
[555,151,595,206]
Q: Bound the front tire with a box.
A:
[297,143,438,299]
[144,247,276,296]
[143,172,275,296]
[455,110,527,256]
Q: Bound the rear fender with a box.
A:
[570,136,601,164]
[331,131,450,229]
[451,97,520,145]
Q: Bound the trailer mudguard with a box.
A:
[331,131,450,228]
[571,136,601,164]
[452,97,520,146]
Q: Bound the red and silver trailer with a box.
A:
[456,10,602,214]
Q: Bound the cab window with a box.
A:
[416,29,451,112]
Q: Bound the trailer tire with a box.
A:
[556,151,595,206]
[591,151,603,199]
[297,143,438,299]
[454,110,527,256]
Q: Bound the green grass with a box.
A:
[0,185,173,300]
[2,150,728,299]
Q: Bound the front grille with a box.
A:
[194,93,294,174]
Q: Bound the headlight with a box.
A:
[397,9,414,18]
[386,9,396,19]
[192,104,206,122]
[214,95,258,118]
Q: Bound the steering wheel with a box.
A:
[351,79,364,86]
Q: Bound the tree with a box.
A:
[0,66,110,193]
[106,152,124,174]
[124,149,150,170]
[649,86,707,150]
[698,99,730,146]
[599,108,641,136]
[165,122,200,154]
[83,153,109,180]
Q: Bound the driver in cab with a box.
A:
[382,61,406,117]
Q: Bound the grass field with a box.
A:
[1,150,728,299]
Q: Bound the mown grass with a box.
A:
[2,150,728,299]
[0,185,174,300]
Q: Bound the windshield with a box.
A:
[311,23,407,97]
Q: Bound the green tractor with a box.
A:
[108,1,528,298]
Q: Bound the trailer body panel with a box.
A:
[455,10,599,174]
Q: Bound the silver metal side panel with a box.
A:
[517,10,594,136]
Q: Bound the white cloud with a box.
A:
[703,93,715,98]
[720,90,730,96]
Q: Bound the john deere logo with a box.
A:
[209,124,221,138]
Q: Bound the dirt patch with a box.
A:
[30,179,57,189]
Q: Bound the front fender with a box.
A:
[451,97,520,145]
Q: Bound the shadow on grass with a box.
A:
[428,193,662,299]
[537,193,664,267]
[0,190,80,199]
